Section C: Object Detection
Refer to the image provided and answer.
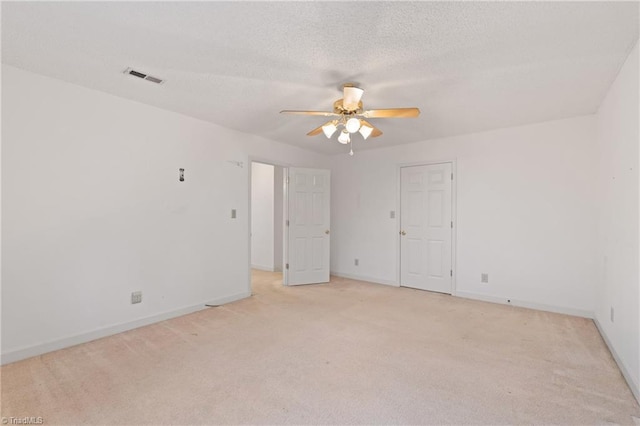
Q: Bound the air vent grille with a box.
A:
[123,67,165,85]
[144,75,163,84]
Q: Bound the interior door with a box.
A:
[400,163,452,293]
[287,168,331,285]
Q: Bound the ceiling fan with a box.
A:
[280,84,420,155]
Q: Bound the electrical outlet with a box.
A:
[481,273,489,283]
[610,307,614,322]
[131,291,142,304]
[354,258,359,266]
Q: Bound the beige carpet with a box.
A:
[2,270,639,425]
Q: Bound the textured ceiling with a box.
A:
[2,2,638,155]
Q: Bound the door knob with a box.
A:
[325,230,330,235]
[400,230,406,236]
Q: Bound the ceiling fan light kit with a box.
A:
[281,83,420,155]
[337,129,350,145]
[345,117,361,133]
[321,120,338,138]
[359,122,374,140]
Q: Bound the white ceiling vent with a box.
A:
[123,67,164,85]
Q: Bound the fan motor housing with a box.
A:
[333,99,363,114]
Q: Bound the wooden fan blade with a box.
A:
[280,110,340,117]
[360,119,383,138]
[307,126,324,136]
[361,108,420,118]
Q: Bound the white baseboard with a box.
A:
[331,276,593,320]
[455,291,593,318]
[330,271,399,287]
[0,291,251,365]
[593,317,640,404]
[251,264,275,272]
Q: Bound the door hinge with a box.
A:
[286,263,289,270]
[451,173,453,180]
[450,270,453,277]
[286,219,289,227]
[451,221,453,228]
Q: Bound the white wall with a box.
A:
[330,115,598,317]
[251,162,275,271]
[273,166,284,272]
[1,65,328,363]
[594,41,639,401]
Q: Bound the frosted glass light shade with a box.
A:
[345,117,361,133]
[322,122,338,138]
[337,130,350,144]
[343,86,364,110]
[359,123,374,140]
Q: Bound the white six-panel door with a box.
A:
[400,163,453,293]
[287,168,330,285]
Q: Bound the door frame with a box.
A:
[248,157,290,291]
[396,159,458,295]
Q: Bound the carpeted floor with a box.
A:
[2,270,639,425]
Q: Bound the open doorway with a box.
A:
[250,161,285,289]
[249,162,331,293]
